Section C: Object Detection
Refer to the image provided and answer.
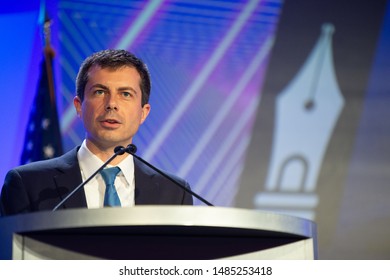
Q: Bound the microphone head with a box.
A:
[114,146,126,155]
[126,144,137,154]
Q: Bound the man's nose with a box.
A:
[105,94,118,111]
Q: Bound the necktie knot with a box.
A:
[100,167,120,185]
[100,167,121,207]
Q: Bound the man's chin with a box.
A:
[86,137,132,151]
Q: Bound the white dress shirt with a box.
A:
[77,140,135,208]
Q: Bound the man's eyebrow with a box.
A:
[88,84,138,94]
[117,86,137,94]
[89,83,109,91]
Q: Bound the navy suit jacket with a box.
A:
[0,147,193,216]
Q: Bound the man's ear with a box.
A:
[73,96,82,118]
[140,104,151,124]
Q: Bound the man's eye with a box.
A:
[95,90,105,95]
[122,92,131,98]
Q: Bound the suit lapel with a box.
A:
[134,157,160,205]
[53,147,87,210]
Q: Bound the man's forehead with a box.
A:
[85,65,141,91]
[87,65,140,81]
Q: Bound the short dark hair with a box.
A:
[76,49,151,106]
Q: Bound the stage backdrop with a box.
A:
[0,0,389,259]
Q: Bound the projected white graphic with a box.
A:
[255,23,345,220]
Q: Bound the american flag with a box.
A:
[20,43,63,164]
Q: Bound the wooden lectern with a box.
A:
[0,206,317,259]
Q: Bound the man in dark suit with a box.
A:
[0,49,192,216]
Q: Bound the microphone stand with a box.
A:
[125,144,214,206]
[52,146,126,211]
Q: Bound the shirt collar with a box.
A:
[78,140,134,183]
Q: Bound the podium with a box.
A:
[0,206,317,259]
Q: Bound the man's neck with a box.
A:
[85,139,129,165]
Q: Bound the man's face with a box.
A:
[73,65,150,151]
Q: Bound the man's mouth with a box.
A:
[100,118,121,127]
[104,119,119,124]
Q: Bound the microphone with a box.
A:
[125,144,214,206]
[52,145,127,211]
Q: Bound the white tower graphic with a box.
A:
[255,23,345,220]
